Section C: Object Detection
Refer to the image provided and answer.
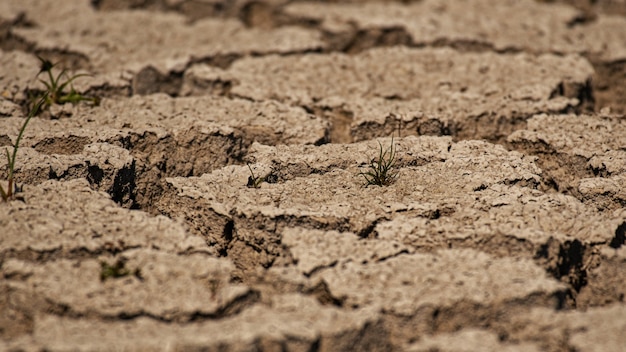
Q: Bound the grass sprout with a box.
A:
[100,259,141,282]
[246,163,278,188]
[1,56,97,201]
[34,56,99,113]
[359,137,398,187]
[247,163,264,188]
[1,93,47,201]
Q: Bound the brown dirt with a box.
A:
[1,0,625,351]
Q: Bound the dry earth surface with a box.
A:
[1,0,626,351]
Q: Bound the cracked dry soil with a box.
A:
[1,0,626,351]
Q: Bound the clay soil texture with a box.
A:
[1,0,626,351]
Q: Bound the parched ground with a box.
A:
[1,0,626,351]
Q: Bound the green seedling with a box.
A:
[247,163,264,188]
[1,93,47,201]
[246,163,278,188]
[33,56,99,113]
[359,136,398,187]
[100,260,141,282]
[1,57,98,202]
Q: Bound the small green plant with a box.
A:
[33,56,99,114]
[0,93,47,201]
[246,163,278,188]
[1,57,98,202]
[100,259,141,282]
[246,163,265,188]
[358,136,398,187]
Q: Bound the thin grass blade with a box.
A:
[58,73,90,93]
[7,94,47,185]
[0,184,7,201]
[38,78,53,91]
